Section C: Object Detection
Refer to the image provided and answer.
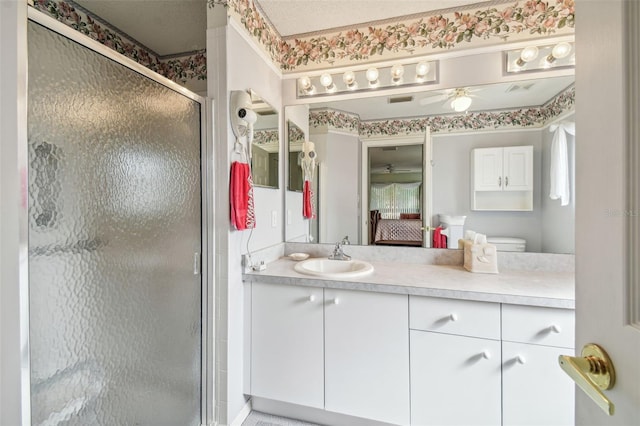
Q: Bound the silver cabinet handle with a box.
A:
[498,176,502,187]
[505,176,509,187]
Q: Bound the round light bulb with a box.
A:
[366,67,379,83]
[416,61,430,77]
[551,42,572,59]
[299,76,312,90]
[343,71,355,85]
[520,46,539,62]
[390,64,404,82]
[320,73,333,88]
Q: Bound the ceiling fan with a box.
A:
[373,163,413,174]
[419,87,480,112]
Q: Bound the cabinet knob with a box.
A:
[308,294,316,302]
[549,324,561,333]
[332,298,340,305]
[482,351,491,360]
[449,313,458,322]
[516,355,526,365]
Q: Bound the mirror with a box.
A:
[285,75,576,254]
[251,93,279,188]
[287,120,305,192]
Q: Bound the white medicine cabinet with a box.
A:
[471,145,533,211]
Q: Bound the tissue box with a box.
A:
[461,239,499,274]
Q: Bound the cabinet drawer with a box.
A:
[409,296,500,340]
[502,304,575,348]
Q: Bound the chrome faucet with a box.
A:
[328,237,351,261]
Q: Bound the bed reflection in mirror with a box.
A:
[369,144,424,247]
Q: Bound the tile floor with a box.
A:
[241,411,320,426]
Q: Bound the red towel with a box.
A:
[433,226,448,248]
[303,180,313,219]
[230,161,255,230]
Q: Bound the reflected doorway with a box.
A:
[362,132,432,248]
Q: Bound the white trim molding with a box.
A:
[625,0,640,330]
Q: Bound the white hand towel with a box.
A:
[549,122,575,206]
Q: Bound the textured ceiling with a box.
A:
[74,0,207,56]
[255,0,487,37]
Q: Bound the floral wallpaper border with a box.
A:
[310,85,575,137]
[254,129,279,145]
[309,109,361,135]
[226,0,575,72]
[33,0,206,84]
[34,0,576,81]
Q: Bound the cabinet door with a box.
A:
[473,147,503,191]
[325,289,410,425]
[503,146,533,191]
[251,283,324,408]
[502,342,574,426]
[411,331,501,426]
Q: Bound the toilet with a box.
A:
[438,214,467,249]
[487,237,526,252]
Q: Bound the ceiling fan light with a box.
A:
[451,95,472,112]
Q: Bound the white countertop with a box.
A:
[244,257,575,309]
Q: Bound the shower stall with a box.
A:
[25,11,212,426]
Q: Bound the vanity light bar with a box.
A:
[505,42,575,74]
[297,60,438,98]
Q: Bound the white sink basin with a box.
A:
[294,257,374,278]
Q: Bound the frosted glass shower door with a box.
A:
[27,21,202,425]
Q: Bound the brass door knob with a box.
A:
[558,343,616,415]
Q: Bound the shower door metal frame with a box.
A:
[24,8,215,426]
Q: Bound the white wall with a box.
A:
[208,22,283,425]
[1,2,28,425]
[541,114,575,254]
[432,129,544,252]
[312,131,360,244]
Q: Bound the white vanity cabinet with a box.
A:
[324,288,410,425]
[249,277,575,426]
[501,304,575,426]
[409,296,502,426]
[250,283,410,424]
[472,145,533,211]
[251,283,324,408]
